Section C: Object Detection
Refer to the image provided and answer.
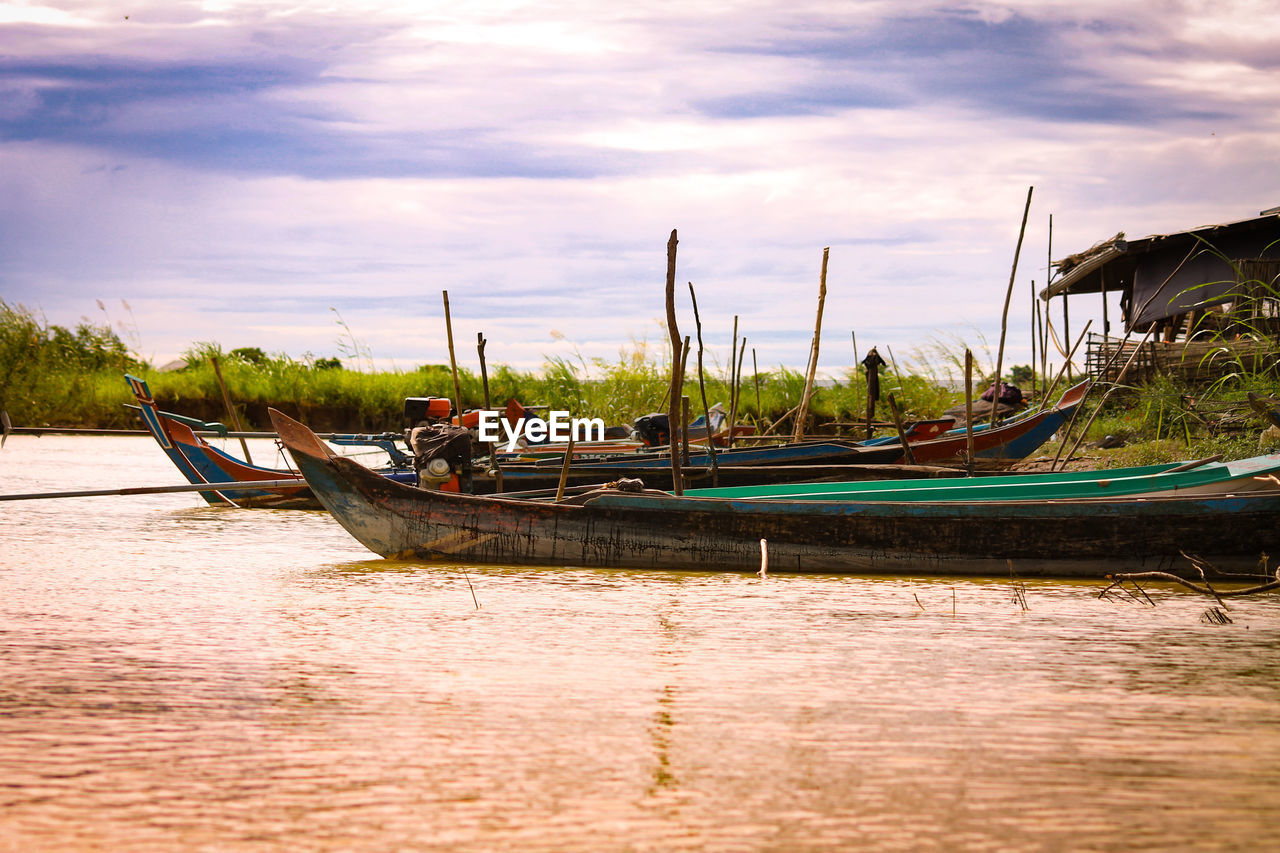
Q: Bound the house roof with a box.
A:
[1041,209,1280,301]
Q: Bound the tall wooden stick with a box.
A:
[442,290,464,423]
[793,247,830,441]
[752,348,761,424]
[1030,278,1038,402]
[681,394,691,467]
[210,355,253,465]
[886,393,916,465]
[477,332,502,493]
[729,315,739,416]
[1041,320,1092,412]
[964,349,975,476]
[728,336,746,448]
[664,230,684,495]
[554,432,576,502]
[688,283,720,485]
[992,185,1034,427]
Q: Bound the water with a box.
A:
[4,436,1280,851]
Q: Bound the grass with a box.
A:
[3,300,1278,461]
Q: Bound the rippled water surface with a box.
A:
[4,436,1280,851]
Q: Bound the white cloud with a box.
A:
[2,0,1279,382]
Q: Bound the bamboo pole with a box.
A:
[1,478,304,502]
[991,185,1034,427]
[554,432,576,502]
[210,355,253,465]
[1041,320,1092,409]
[681,394,691,467]
[728,337,746,448]
[664,230,684,495]
[1030,278,1038,402]
[752,348,761,426]
[964,350,975,476]
[688,282,720,485]
[793,247,830,442]
[885,345,906,392]
[729,314,739,414]
[1056,323,1158,469]
[477,332,503,493]
[442,290,464,423]
[886,393,916,465]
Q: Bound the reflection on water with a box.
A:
[3,437,1280,850]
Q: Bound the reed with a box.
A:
[9,300,1276,459]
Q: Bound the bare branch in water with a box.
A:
[1100,552,1280,601]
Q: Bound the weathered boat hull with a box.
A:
[272,408,1280,578]
[127,374,416,509]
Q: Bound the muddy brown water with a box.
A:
[3,436,1280,851]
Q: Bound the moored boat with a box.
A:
[127,374,417,509]
[269,407,1280,578]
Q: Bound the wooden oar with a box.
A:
[3,425,354,440]
[0,479,304,502]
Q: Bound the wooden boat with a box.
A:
[127,375,416,509]
[893,380,1091,468]
[498,381,1090,473]
[269,407,1280,578]
[684,453,1280,501]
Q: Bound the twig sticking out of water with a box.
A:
[1099,580,1157,606]
[913,592,926,611]
[460,565,481,609]
[1100,552,1280,603]
[758,539,768,578]
[1008,559,1029,611]
[1201,607,1233,625]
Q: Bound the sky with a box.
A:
[3,0,1279,384]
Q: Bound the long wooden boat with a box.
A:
[127,376,956,505]
[683,453,1280,501]
[127,375,417,509]
[895,380,1090,468]
[270,407,1280,578]
[501,381,1090,473]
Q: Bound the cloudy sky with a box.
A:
[3,0,1278,381]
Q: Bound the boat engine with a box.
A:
[404,397,473,492]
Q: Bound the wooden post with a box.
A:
[442,290,464,423]
[554,433,576,502]
[992,185,1033,427]
[729,315,739,417]
[1101,275,1110,337]
[752,348,761,427]
[477,332,502,493]
[864,370,876,441]
[210,355,253,465]
[728,337,746,448]
[964,350,975,476]
[687,283,720,485]
[681,394,691,467]
[887,393,916,465]
[1030,280,1040,402]
[664,230,684,495]
[794,247,829,442]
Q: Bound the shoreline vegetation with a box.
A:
[3,300,1277,468]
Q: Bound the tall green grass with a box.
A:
[6,299,1276,456]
